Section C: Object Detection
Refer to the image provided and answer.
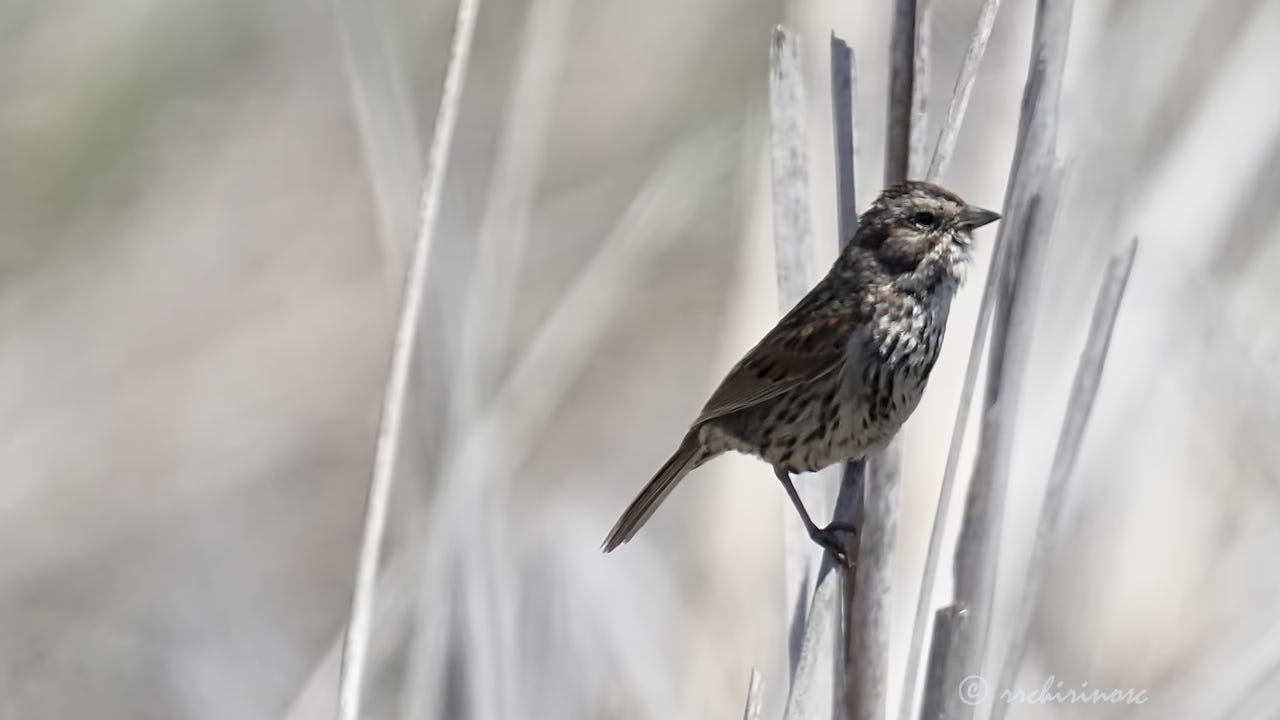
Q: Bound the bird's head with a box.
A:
[854,180,1000,287]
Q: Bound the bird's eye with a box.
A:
[911,211,937,228]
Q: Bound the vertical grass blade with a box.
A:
[988,237,1138,720]
[336,1,481,718]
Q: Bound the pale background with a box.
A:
[2,0,1278,718]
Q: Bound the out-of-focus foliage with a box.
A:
[2,0,1278,718]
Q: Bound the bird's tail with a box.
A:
[602,432,703,552]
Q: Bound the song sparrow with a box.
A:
[602,181,999,560]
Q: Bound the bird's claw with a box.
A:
[810,522,858,567]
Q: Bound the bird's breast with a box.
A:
[705,293,954,475]
[838,294,951,445]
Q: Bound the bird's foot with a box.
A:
[810,522,858,568]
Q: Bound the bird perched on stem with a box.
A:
[602,181,999,563]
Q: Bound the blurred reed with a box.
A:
[989,235,1138,720]
[337,0,480,716]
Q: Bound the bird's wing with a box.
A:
[694,297,871,426]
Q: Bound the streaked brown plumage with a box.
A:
[602,181,1000,561]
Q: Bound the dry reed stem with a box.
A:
[911,2,1074,717]
[744,668,765,720]
[925,0,1003,183]
[909,0,931,180]
[885,0,918,185]
[769,25,832,687]
[392,135,734,720]
[337,1,480,717]
[784,559,844,720]
[941,0,1076,707]
[988,236,1138,720]
[398,1,574,716]
[900,0,1006,706]
[281,137,726,718]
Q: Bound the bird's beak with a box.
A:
[959,206,1001,229]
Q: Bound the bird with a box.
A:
[602,180,1000,562]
